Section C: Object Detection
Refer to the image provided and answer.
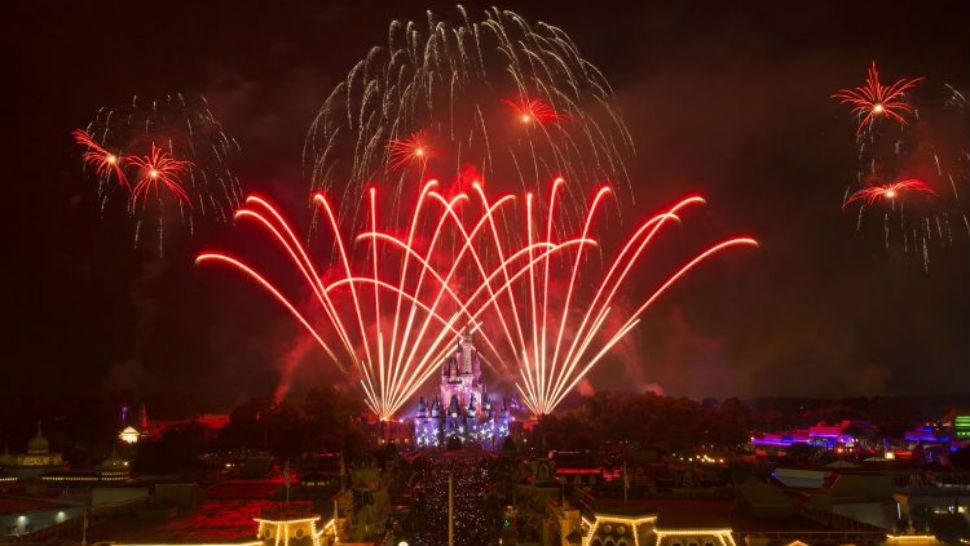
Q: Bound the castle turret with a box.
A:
[445,356,459,379]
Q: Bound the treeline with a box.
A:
[132,385,371,473]
[536,392,752,451]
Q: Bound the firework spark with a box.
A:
[502,96,564,125]
[73,129,128,188]
[198,179,755,419]
[127,143,193,205]
[843,178,937,207]
[388,131,434,171]
[832,61,924,134]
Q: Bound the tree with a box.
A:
[132,422,208,474]
[220,396,274,451]
[303,385,365,452]
[501,435,516,452]
[951,446,970,470]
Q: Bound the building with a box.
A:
[751,420,874,451]
[118,403,151,444]
[412,335,512,449]
[945,409,970,442]
[0,497,84,540]
[40,448,131,484]
[894,482,970,530]
[255,509,336,546]
[105,506,338,546]
[0,421,67,479]
[565,492,891,546]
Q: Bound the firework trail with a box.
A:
[474,178,757,415]
[834,63,970,269]
[197,180,582,419]
[197,178,755,419]
[74,93,243,249]
[304,6,635,231]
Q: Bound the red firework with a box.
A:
[197,179,756,419]
[843,178,937,208]
[832,61,924,134]
[126,143,192,205]
[388,131,433,171]
[502,96,564,125]
[72,129,129,188]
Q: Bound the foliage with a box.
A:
[536,392,751,450]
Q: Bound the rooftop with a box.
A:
[0,497,74,515]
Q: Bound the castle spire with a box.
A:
[139,403,149,430]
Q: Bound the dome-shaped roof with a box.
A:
[99,448,128,470]
[27,421,49,454]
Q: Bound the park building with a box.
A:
[0,421,66,480]
[0,497,85,541]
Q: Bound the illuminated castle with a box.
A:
[412,335,511,449]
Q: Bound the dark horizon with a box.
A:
[4,0,969,407]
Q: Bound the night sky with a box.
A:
[4,1,969,409]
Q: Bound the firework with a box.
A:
[197,178,755,419]
[502,96,564,125]
[74,93,242,247]
[127,143,193,205]
[304,6,635,230]
[388,130,434,171]
[473,179,757,415]
[843,178,937,207]
[73,129,128,188]
[832,61,924,134]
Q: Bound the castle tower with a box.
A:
[139,403,149,430]
[414,335,511,450]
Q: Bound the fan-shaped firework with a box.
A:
[834,63,970,269]
[74,93,243,248]
[832,62,924,135]
[304,6,635,230]
[127,143,193,205]
[73,129,128,188]
[473,179,756,415]
[197,178,755,419]
[843,178,936,207]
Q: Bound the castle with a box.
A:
[412,335,512,449]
